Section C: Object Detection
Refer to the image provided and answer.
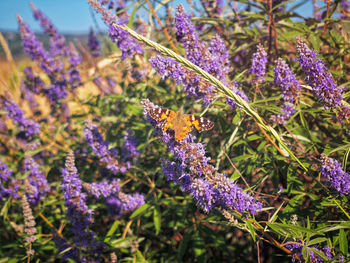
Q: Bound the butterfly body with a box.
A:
[144,101,214,141]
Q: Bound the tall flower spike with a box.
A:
[273,58,300,104]
[82,179,120,199]
[296,37,343,109]
[2,97,40,141]
[30,2,67,57]
[271,58,300,124]
[84,120,128,173]
[142,99,261,215]
[106,192,145,217]
[0,161,20,200]
[320,154,350,196]
[88,28,101,57]
[249,43,268,84]
[17,15,60,75]
[61,150,97,250]
[88,0,143,59]
[21,194,37,257]
[285,239,342,263]
[24,155,50,204]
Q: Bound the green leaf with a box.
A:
[153,206,161,235]
[177,232,191,262]
[339,229,348,255]
[130,204,150,219]
[104,220,120,242]
[246,220,256,242]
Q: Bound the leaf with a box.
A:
[130,204,150,219]
[339,229,348,255]
[177,232,191,261]
[128,5,138,28]
[246,220,256,242]
[153,206,161,235]
[193,231,206,262]
[104,220,120,242]
[135,250,148,263]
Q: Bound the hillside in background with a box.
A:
[0,31,91,60]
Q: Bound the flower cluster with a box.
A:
[30,2,67,57]
[2,97,40,141]
[106,192,145,218]
[23,67,45,94]
[271,58,300,124]
[88,0,144,60]
[0,161,20,200]
[249,43,268,84]
[17,15,60,76]
[320,154,350,196]
[24,155,50,204]
[285,239,343,263]
[122,130,140,169]
[142,99,261,214]
[84,120,127,173]
[61,150,101,259]
[21,194,37,257]
[31,4,83,92]
[151,6,248,106]
[296,37,343,110]
[82,179,120,199]
[17,16,67,105]
[88,28,101,57]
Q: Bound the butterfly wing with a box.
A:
[191,115,214,133]
[147,106,175,132]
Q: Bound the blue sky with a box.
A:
[0,0,317,34]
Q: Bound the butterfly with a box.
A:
[142,99,214,141]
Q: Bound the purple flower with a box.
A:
[320,154,350,196]
[296,37,343,109]
[274,58,300,103]
[24,155,50,204]
[88,0,143,60]
[190,178,219,213]
[340,0,349,19]
[0,161,20,200]
[175,4,206,67]
[17,15,60,75]
[82,179,120,199]
[23,67,45,94]
[88,28,101,57]
[83,120,127,173]
[67,44,82,67]
[249,43,268,84]
[271,103,295,124]
[208,34,230,81]
[61,150,101,256]
[45,80,68,103]
[150,55,215,104]
[106,192,145,217]
[122,130,140,168]
[141,99,261,215]
[68,69,82,90]
[226,83,250,110]
[30,2,67,57]
[285,240,338,263]
[2,97,40,140]
[337,106,350,124]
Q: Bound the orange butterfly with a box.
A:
[142,99,214,141]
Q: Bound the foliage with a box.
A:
[0,0,350,262]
